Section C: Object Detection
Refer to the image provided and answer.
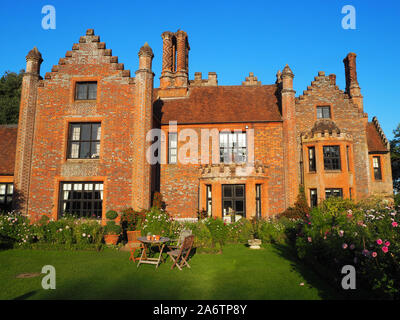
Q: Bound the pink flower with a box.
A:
[372,252,377,258]
[349,244,355,250]
[307,237,312,243]
[392,222,398,227]
[339,230,344,237]
[342,243,348,249]
[376,239,383,245]
[385,241,390,247]
[382,246,388,253]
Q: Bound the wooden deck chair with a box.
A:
[168,229,192,251]
[129,242,144,263]
[167,235,194,270]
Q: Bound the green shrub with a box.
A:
[104,221,121,235]
[0,212,33,248]
[257,218,287,244]
[139,206,173,237]
[226,218,253,243]
[105,210,118,220]
[291,197,400,299]
[120,208,145,232]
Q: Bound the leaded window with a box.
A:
[308,147,316,172]
[219,132,247,163]
[373,156,382,180]
[323,146,341,170]
[317,106,331,119]
[68,123,101,159]
[75,82,97,100]
[325,188,343,199]
[0,183,13,212]
[168,132,177,164]
[59,182,103,219]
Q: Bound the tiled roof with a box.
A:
[366,122,389,153]
[156,85,282,125]
[0,125,18,175]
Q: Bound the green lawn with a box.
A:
[0,244,342,300]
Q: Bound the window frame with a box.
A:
[168,132,178,164]
[219,131,247,164]
[0,183,13,212]
[316,106,331,119]
[206,185,212,216]
[325,188,343,199]
[323,145,341,171]
[308,146,316,172]
[255,184,262,219]
[310,188,318,208]
[67,122,101,159]
[58,182,104,219]
[222,184,246,218]
[75,81,97,101]
[373,156,382,181]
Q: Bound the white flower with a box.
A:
[82,233,86,237]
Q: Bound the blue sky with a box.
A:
[0,0,399,138]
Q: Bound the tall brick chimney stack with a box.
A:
[159,30,190,97]
[175,30,189,87]
[14,47,43,214]
[133,43,154,210]
[160,31,174,88]
[281,64,298,208]
[343,52,363,111]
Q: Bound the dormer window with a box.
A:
[317,106,331,119]
[75,82,97,100]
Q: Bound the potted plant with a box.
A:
[104,210,121,245]
[120,208,144,244]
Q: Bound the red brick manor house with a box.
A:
[0,29,393,221]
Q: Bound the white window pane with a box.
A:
[100,191,103,200]
[63,191,70,200]
[0,185,5,195]
[96,126,101,140]
[72,127,81,141]
[71,143,79,158]
[84,184,93,191]
[74,184,82,191]
[64,184,72,191]
[170,156,177,163]
[9,184,13,194]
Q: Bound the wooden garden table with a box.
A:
[137,236,171,269]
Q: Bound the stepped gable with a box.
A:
[39,29,134,87]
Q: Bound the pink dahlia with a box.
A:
[385,241,390,247]
[372,252,377,258]
[376,239,383,245]
[382,246,389,253]
[392,221,398,227]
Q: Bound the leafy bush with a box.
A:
[104,221,121,235]
[105,210,118,220]
[226,218,253,243]
[139,206,173,237]
[0,213,104,251]
[0,212,33,248]
[257,218,288,244]
[120,208,145,232]
[279,185,310,219]
[292,197,400,299]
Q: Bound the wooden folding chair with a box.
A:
[129,242,144,263]
[167,235,194,270]
[168,229,192,251]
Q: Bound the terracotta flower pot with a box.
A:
[127,230,141,243]
[104,234,119,245]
